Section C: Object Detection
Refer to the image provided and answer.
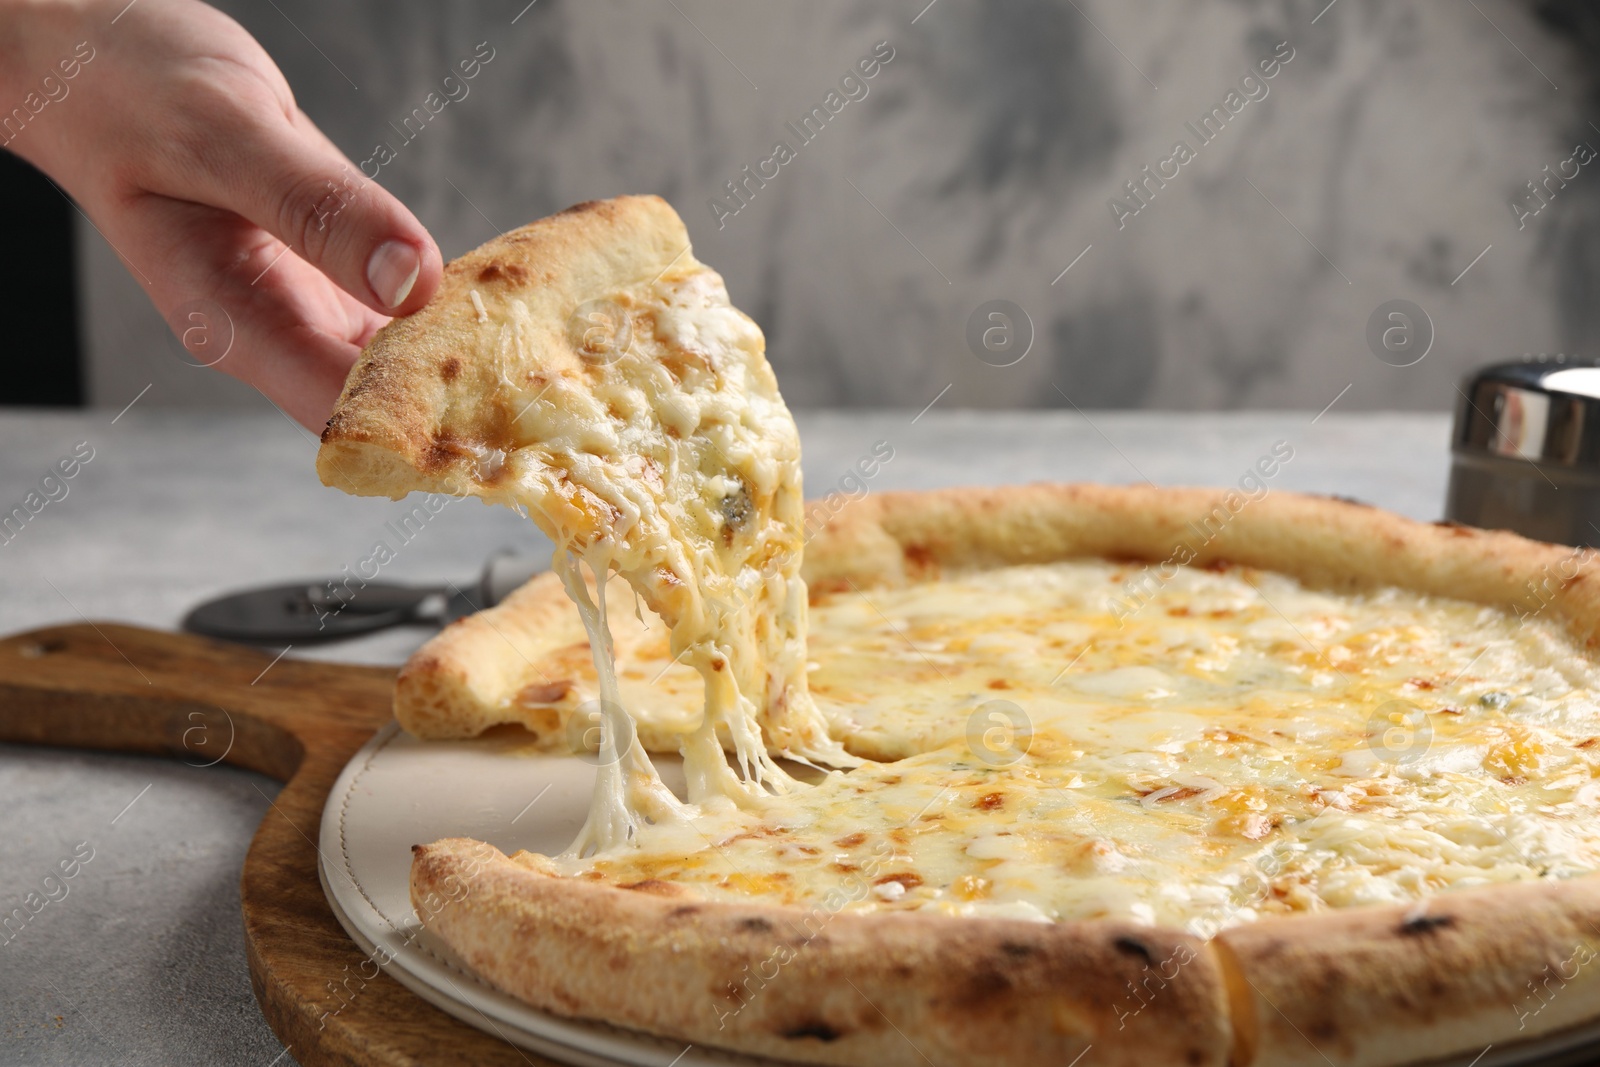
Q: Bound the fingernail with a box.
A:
[367,240,420,309]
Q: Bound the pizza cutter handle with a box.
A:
[181,581,439,645]
[0,621,394,782]
[177,552,545,645]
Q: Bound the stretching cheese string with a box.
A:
[554,548,687,857]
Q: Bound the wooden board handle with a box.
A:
[0,622,559,1065]
[0,622,394,781]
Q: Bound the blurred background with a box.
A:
[4,0,1597,415]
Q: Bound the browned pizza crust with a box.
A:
[412,837,1235,1067]
[397,481,1600,755]
[317,193,691,508]
[1215,877,1600,1067]
[408,485,1600,1066]
[801,484,1600,647]
[396,573,580,741]
[395,569,700,750]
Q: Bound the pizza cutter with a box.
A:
[181,552,542,645]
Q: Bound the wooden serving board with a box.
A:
[0,621,557,1067]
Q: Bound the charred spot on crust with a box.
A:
[738,916,774,933]
[903,543,937,574]
[999,940,1036,959]
[667,904,702,919]
[781,1022,842,1043]
[325,366,377,420]
[621,879,678,895]
[476,260,530,285]
[1309,1018,1340,1042]
[441,357,463,381]
[1113,936,1156,964]
[1400,913,1455,935]
[965,965,1013,1000]
[1432,520,1478,536]
[1324,493,1372,508]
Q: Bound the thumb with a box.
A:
[178,106,443,316]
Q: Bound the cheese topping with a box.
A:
[519,559,1600,931]
[498,263,852,853]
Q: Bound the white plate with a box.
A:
[317,721,773,1067]
[319,721,1600,1067]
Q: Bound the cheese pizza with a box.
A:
[418,545,1600,928]
[319,196,1600,1067]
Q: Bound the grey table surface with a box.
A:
[0,407,1453,1067]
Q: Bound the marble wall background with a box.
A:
[80,0,1600,414]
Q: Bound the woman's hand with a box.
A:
[0,0,443,429]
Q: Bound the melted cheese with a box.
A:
[500,266,852,853]
[553,548,688,854]
[521,559,1600,931]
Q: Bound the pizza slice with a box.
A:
[319,195,851,854]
